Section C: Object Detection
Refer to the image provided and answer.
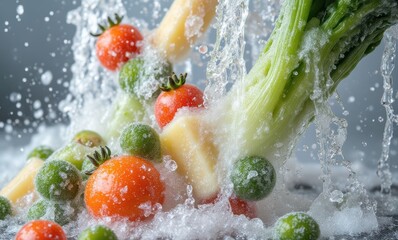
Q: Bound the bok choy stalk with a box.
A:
[223,0,398,162]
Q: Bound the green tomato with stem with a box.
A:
[273,212,320,240]
[231,156,276,201]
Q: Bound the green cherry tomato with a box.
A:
[47,142,94,170]
[0,196,12,220]
[35,160,82,202]
[119,123,162,162]
[273,212,320,240]
[27,145,54,161]
[231,156,276,201]
[78,225,118,240]
[73,130,105,148]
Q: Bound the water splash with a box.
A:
[204,0,249,103]
[377,32,397,195]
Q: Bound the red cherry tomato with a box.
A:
[85,155,165,221]
[15,220,67,240]
[96,24,143,71]
[155,83,204,128]
[201,195,257,219]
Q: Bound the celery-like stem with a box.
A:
[220,0,398,163]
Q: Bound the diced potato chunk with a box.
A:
[0,158,43,203]
[160,114,219,201]
[152,0,217,62]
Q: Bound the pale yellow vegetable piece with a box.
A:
[152,0,218,62]
[0,157,43,203]
[160,114,219,200]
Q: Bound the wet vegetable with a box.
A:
[15,220,67,240]
[78,225,118,240]
[27,146,54,161]
[73,130,105,148]
[120,123,162,162]
[84,155,165,221]
[92,14,143,71]
[273,212,320,240]
[231,156,276,201]
[35,160,82,202]
[0,196,12,220]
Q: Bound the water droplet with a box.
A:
[198,45,208,54]
[34,109,44,119]
[44,17,50,22]
[9,92,22,102]
[41,71,53,85]
[16,5,24,15]
[165,159,177,171]
[24,42,29,47]
[378,116,384,122]
[329,190,344,203]
[33,100,41,109]
[348,96,355,103]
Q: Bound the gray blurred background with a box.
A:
[0,0,397,175]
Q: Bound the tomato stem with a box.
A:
[160,72,187,91]
[90,13,124,37]
[85,146,112,175]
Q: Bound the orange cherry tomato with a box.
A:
[201,195,257,219]
[85,155,165,221]
[15,220,66,240]
[96,24,143,71]
[155,83,204,128]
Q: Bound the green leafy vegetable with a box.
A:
[224,0,398,160]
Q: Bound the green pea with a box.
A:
[35,160,82,202]
[119,123,161,162]
[78,225,118,240]
[27,199,74,226]
[0,196,12,220]
[27,145,54,161]
[118,57,172,97]
[231,156,276,201]
[73,130,105,148]
[273,212,320,240]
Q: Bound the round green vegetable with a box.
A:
[27,145,54,161]
[35,160,82,202]
[119,123,162,162]
[118,57,172,97]
[273,212,320,240]
[47,142,92,170]
[231,156,276,201]
[27,199,74,226]
[78,225,118,240]
[73,130,105,148]
[0,196,12,220]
